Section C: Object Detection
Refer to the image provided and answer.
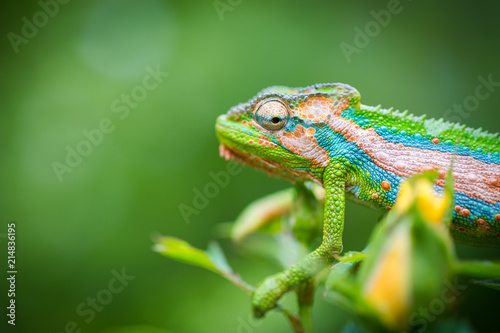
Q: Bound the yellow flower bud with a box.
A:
[414,179,450,226]
[393,180,413,213]
[362,223,411,330]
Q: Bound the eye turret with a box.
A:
[254,99,291,131]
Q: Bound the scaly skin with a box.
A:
[215,83,500,317]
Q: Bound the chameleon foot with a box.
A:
[252,272,290,318]
[252,244,339,317]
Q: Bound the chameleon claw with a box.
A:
[252,304,268,319]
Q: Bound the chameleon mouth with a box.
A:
[219,144,246,163]
[219,144,284,177]
[219,144,322,184]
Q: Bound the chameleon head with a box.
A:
[215,83,361,183]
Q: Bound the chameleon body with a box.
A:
[215,83,500,317]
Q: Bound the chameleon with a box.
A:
[215,83,500,317]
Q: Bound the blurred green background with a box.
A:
[1,0,500,332]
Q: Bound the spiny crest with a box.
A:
[353,104,500,156]
[361,104,500,145]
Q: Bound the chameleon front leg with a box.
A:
[252,163,346,317]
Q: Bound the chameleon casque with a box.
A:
[215,83,500,317]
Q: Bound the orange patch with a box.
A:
[292,97,334,123]
[277,124,329,167]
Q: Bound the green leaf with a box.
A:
[326,261,359,289]
[153,236,219,273]
[336,251,366,263]
[231,188,294,242]
[232,232,306,270]
[206,241,232,274]
[153,236,254,293]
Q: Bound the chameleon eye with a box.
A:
[254,100,290,131]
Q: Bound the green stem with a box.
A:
[297,278,315,333]
[277,306,305,333]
